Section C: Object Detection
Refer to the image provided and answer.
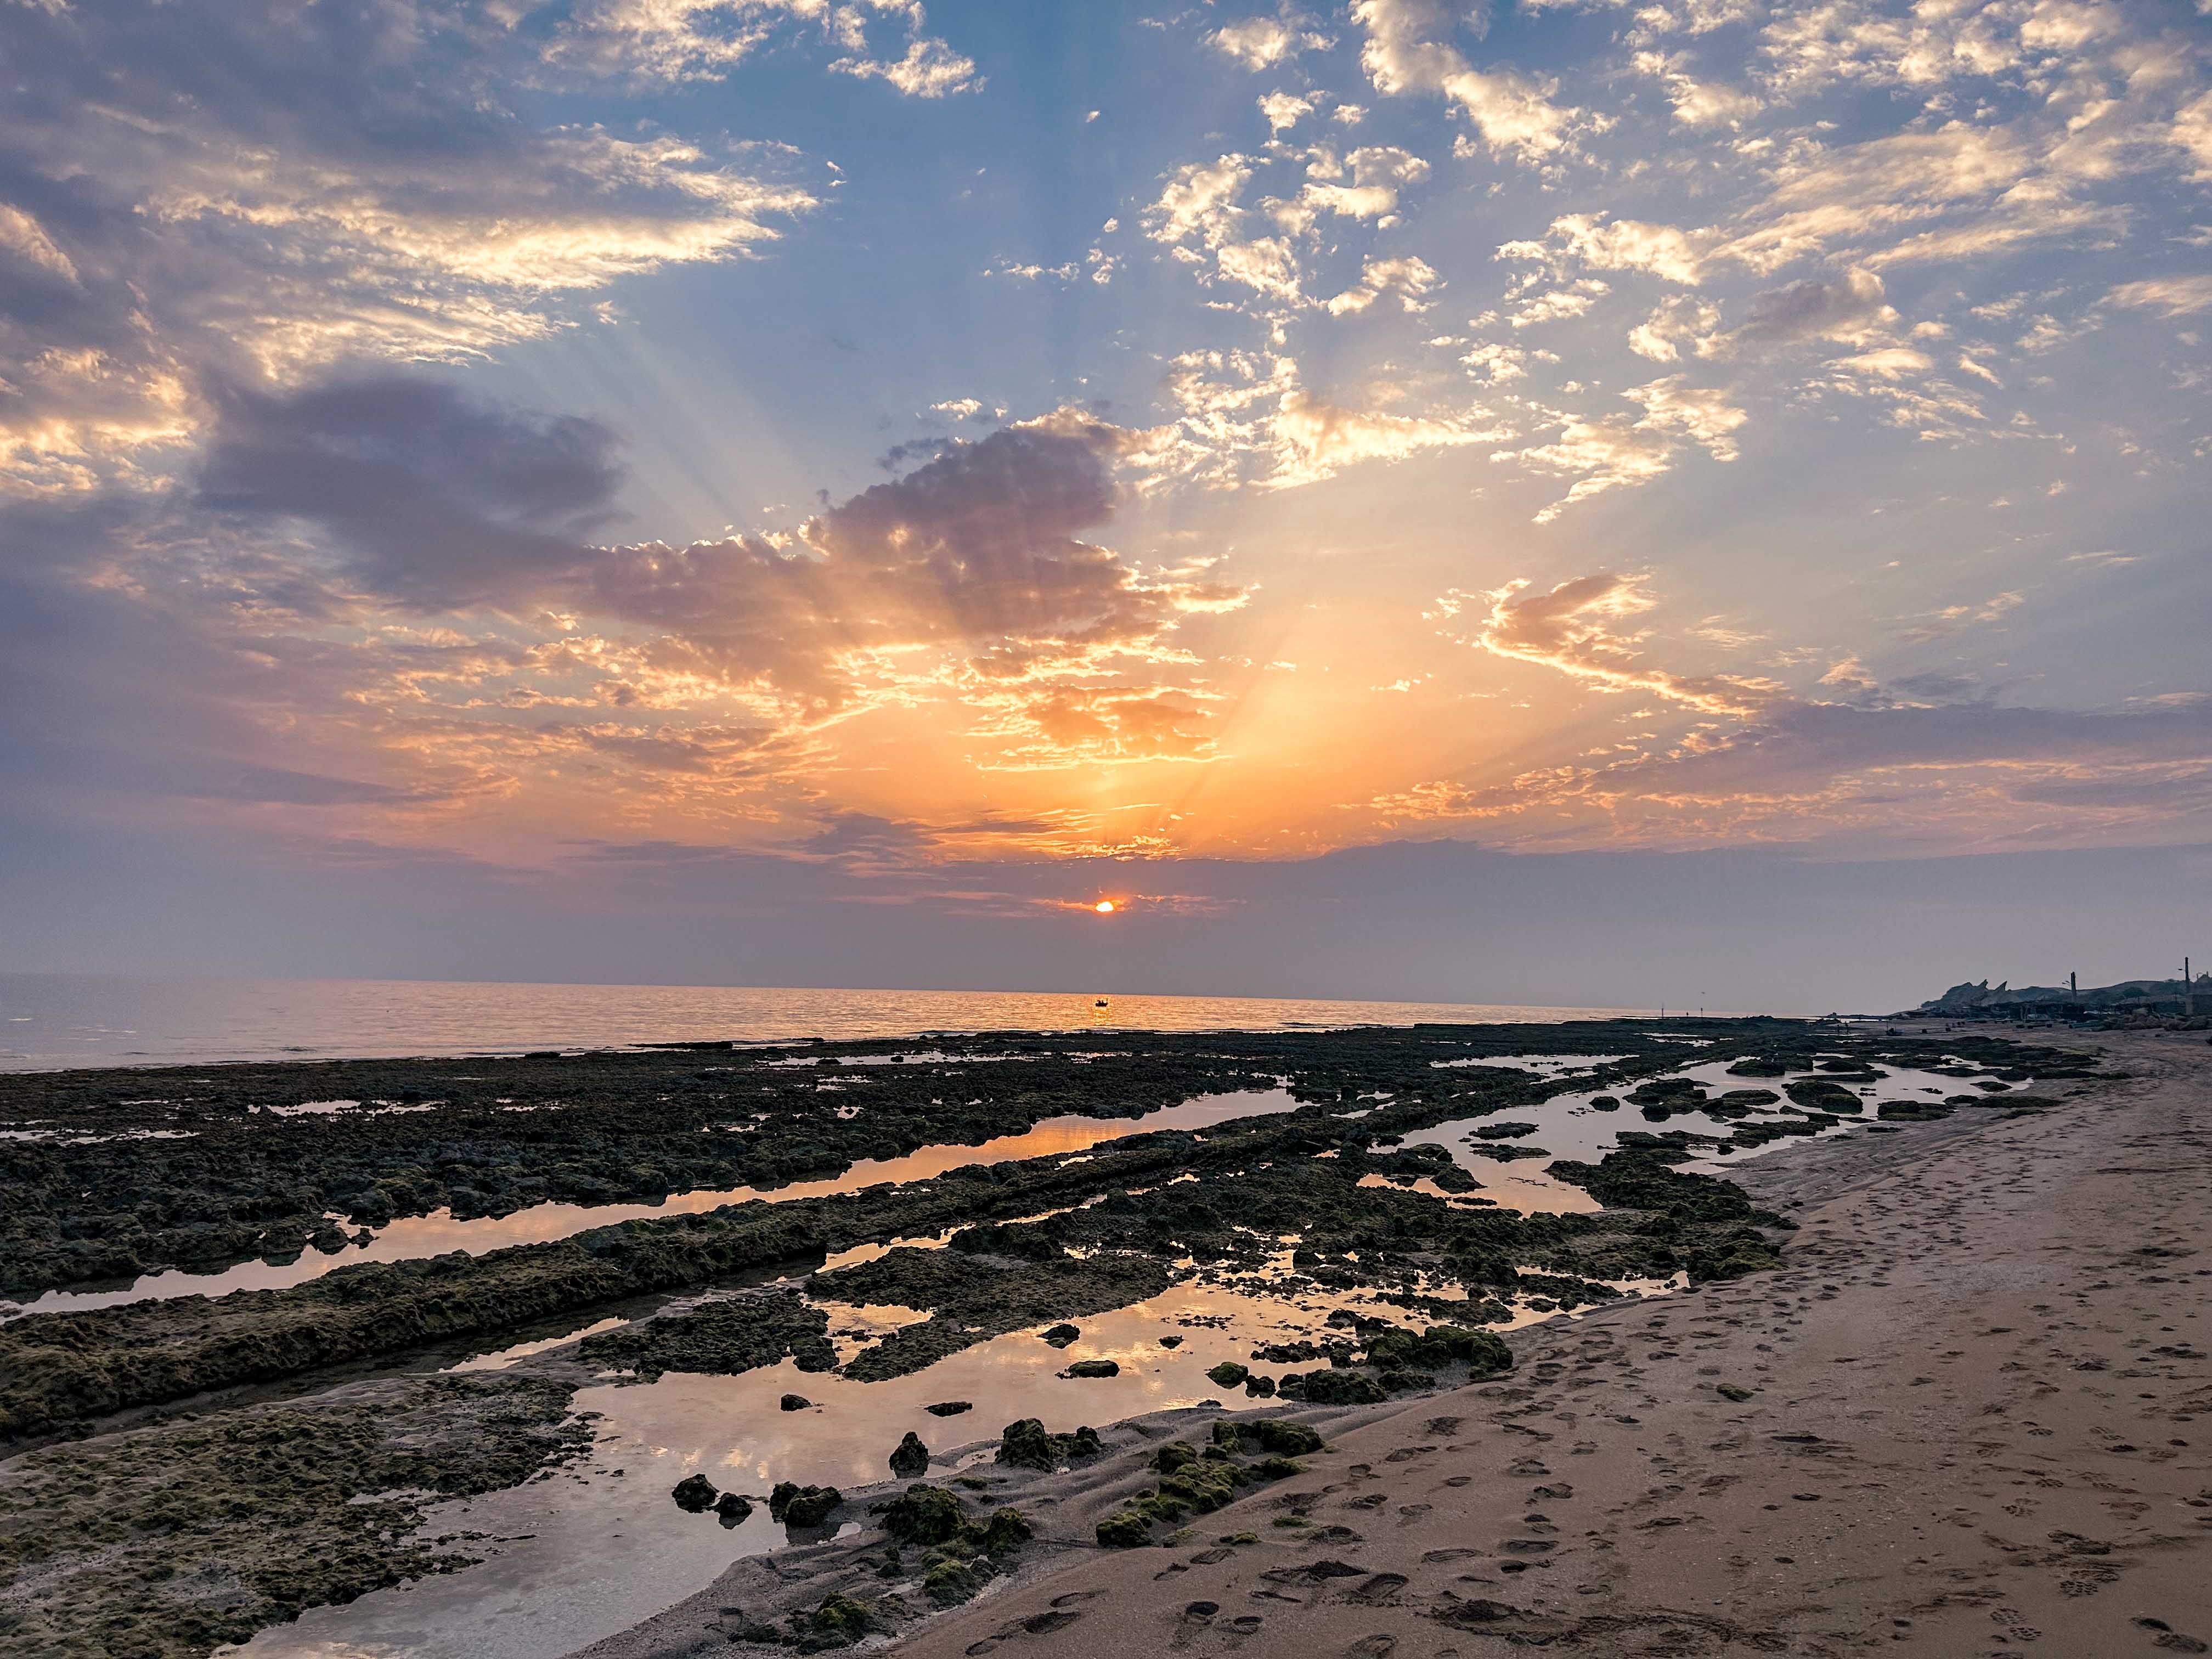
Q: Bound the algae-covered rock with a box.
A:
[1060,1358,1119,1379]
[881,1482,968,1545]
[715,1491,753,1525]
[924,1400,972,1417]
[803,1592,874,1649]
[1096,1507,1153,1548]
[923,1554,986,1606]
[1240,1419,1324,1455]
[1365,1323,1511,1378]
[769,1481,842,1527]
[1280,1367,1385,1404]
[1589,1096,1621,1111]
[995,1417,1101,1469]
[671,1473,718,1511]
[983,1505,1033,1556]
[1040,1322,1081,1347]
[580,1290,836,1383]
[889,1430,930,1477]
[1157,1457,1242,1513]
[1205,1361,1250,1387]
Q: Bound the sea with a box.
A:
[0,973,1649,1073]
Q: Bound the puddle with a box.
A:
[5,1090,1304,1321]
[224,1259,1666,1659]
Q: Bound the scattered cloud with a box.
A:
[1209,15,1334,70]
[1352,0,1583,162]
[2107,275,2212,318]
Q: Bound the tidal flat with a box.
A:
[0,1018,2105,1657]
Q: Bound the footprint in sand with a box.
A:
[1990,1605,2041,1642]
[1345,1572,1409,1604]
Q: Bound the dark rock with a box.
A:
[1040,1322,1081,1347]
[715,1491,753,1524]
[924,1400,972,1417]
[995,1418,1100,1470]
[1281,1368,1386,1405]
[769,1481,842,1528]
[889,1430,930,1478]
[780,1393,811,1412]
[672,1473,718,1512]
[1061,1358,1119,1379]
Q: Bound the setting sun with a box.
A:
[1094,900,1115,915]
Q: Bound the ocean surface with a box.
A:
[0,973,1648,1072]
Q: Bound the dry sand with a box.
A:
[597,1030,2212,1659]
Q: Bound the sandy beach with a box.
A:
[592,1029,2212,1658]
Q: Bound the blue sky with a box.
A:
[2,0,2208,1007]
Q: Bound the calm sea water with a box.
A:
[0,973,1644,1072]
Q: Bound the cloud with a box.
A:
[201,374,1244,723]
[1626,296,1724,362]
[1708,267,1896,355]
[1325,255,1443,314]
[200,377,629,613]
[1898,590,2025,646]
[1260,92,1316,133]
[832,36,983,98]
[0,0,820,499]
[1301,144,1432,218]
[1632,50,1762,127]
[2107,275,2212,318]
[1492,377,1742,517]
[551,0,978,93]
[1267,390,1492,484]
[1209,16,1334,70]
[1503,214,1712,285]
[1469,572,1778,714]
[1352,0,1581,162]
[1620,376,1747,461]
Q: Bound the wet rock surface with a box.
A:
[0,1018,2114,1657]
[0,1372,588,1659]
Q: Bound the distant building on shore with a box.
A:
[1903,972,2211,1024]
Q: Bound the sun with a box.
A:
[1093,899,1116,914]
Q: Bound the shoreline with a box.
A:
[821,1029,2209,1658]
[0,1019,2152,1658]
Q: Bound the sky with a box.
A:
[2,0,2209,1012]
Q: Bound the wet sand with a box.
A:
[606,1030,2212,1658]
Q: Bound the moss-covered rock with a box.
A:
[768,1481,842,1527]
[994,1418,1101,1470]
